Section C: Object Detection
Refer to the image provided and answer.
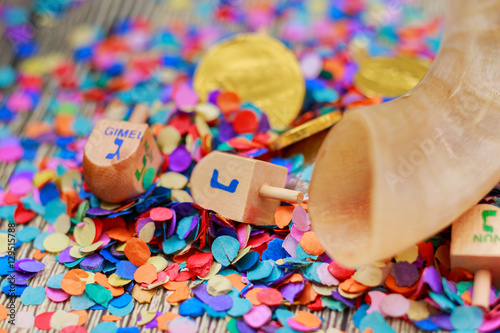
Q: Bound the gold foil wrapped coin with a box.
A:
[354,56,430,97]
[194,33,305,131]
[270,110,343,151]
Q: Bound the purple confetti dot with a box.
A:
[168,145,191,172]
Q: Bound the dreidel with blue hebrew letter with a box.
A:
[190,151,304,225]
[83,104,162,203]
[451,204,500,311]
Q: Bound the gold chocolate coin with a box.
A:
[354,56,430,97]
[194,33,305,131]
[270,110,343,151]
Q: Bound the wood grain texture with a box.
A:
[0,0,444,332]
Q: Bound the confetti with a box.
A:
[212,235,240,266]
[21,285,46,305]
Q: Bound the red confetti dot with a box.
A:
[170,115,191,135]
[34,311,54,330]
[328,261,356,280]
[150,207,173,221]
[61,325,88,333]
[232,110,259,134]
[256,288,283,306]
[187,252,214,277]
[14,203,37,224]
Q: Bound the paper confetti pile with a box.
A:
[1,0,500,333]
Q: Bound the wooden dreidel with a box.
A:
[190,151,304,225]
[450,204,500,311]
[83,104,162,203]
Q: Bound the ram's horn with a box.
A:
[309,0,500,267]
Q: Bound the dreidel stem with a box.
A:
[472,269,491,311]
[259,185,304,204]
[128,104,150,123]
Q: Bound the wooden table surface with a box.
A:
[0,1,444,332]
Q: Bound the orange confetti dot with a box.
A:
[0,328,6,333]
[107,227,133,242]
[339,278,370,294]
[166,285,190,304]
[134,264,158,284]
[225,274,247,291]
[274,206,294,229]
[102,315,122,322]
[32,249,47,261]
[163,281,187,291]
[293,310,323,328]
[245,288,263,306]
[54,115,74,136]
[94,272,124,297]
[61,269,88,296]
[157,312,179,331]
[124,237,151,267]
[0,304,7,321]
[69,310,88,325]
[297,281,318,305]
[216,91,240,113]
[385,274,417,297]
[299,231,325,256]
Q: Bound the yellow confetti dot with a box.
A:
[395,244,419,263]
[33,170,57,187]
[158,126,181,154]
[108,274,131,287]
[74,218,96,246]
[171,190,193,203]
[195,114,212,138]
[147,256,168,272]
[138,222,156,243]
[131,284,155,303]
[43,233,70,253]
[69,246,85,259]
[53,214,71,234]
[138,310,157,326]
[160,172,188,190]
[0,234,7,254]
[352,264,383,287]
[407,300,431,321]
[195,103,220,122]
[207,275,233,296]
[49,310,79,331]
[312,284,337,296]
[80,241,103,254]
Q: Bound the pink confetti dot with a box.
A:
[174,84,198,109]
[7,91,33,112]
[243,304,272,328]
[380,293,410,317]
[0,144,24,163]
[9,177,33,196]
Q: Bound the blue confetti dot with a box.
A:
[110,293,133,308]
[17,226,41,243]
[450,306,483,330]
[20,286,45,305]
[116,261,137,280]
[162,235,187,255]
[92,321,117,333]
[212,235,240,267]
[247,260,273,281]
[234,251,260,271]
[109,301,134,317]
[47,274,64,289]
[179,297,205,317]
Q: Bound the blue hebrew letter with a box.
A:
[210,169,239,193]
[105,138,124,160]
